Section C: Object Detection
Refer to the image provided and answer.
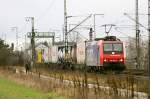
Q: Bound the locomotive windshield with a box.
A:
[113,44,122,52]
[104,44,113,51]
[104,43,123,54]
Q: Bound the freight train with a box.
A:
[31,36,126,71]
[85,36,126,71]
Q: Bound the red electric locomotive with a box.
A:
[86,36,126,71]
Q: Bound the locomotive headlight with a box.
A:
[119,59,123,62]
[104,59,107,62]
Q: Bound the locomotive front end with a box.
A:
[102,41,126,70]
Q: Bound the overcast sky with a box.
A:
[0,0,148,48]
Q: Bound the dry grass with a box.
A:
[35,67,147,98]
[0,66,149,99]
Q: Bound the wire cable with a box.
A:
[36,0,56,22]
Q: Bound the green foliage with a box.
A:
[0,76,68,99]
[0,39,12,66]
[0,39,25,66]
[0,77,48,99]
[126,38,149,70]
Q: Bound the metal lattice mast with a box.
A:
[16,28,18,51]
[64,0,68,55]
[26,17,35,70]
[11,27,18,51]
[30,17,35,71]
[148,0,150,76]
[135,0,140,69]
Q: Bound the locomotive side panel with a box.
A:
[123,42,126,64]
[86,41,100,66]
[98,40,103,66]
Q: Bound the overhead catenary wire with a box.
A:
[21,0,56,50]
[124,13,148,31]
[13,1,57,43]
[114,27,135,40]
[36,0,56,21]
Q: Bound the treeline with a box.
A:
[126,38,149,70]
[0,39,24,66]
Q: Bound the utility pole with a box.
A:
[89,28,93,41]
[64,0,68,55]
[11,27,18,51]
[26,17,35,71]
[25,34,26,51]
[135,0,140,69]
[31,17,35,71]
[148,0,150,77]
[62,25,65,42]
[94,15,96,39]
[4,34,6,44]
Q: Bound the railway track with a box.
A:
[119,69,150,80]
[11,65,150,82]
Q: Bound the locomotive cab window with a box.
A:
[113,44,123,52]
[104,44,113,51]
[104,43,123,54]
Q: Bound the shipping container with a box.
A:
[43,48,49,63]
[35,44,49,63]
[76,42,85,64]
[37,50,42,63]
[71,46,76,62]
[50,46,58,63]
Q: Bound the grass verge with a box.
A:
[0,76,67,99]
